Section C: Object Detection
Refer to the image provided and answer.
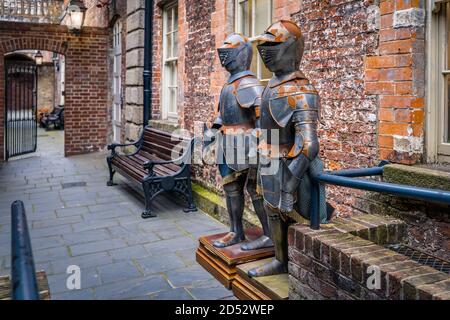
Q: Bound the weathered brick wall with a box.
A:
[292,0,380,215]
[366,0,425,164]
[121,0,431,218]
[37,64,56,115]
[0,22,109,160]
[288,217,450,300]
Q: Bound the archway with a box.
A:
[0,21,109,161]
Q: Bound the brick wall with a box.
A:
[121,0,430,215]
[0,22,109,160]
[291,0,381,214]
[366,0,425,165]
[288,216,450,300]
[37,63,56,115]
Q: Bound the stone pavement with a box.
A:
[0,129,233,300]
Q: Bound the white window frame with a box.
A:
[161,2,179,121]
[112,20,123,143]
[235,0,273,83]
[427,1,450,162]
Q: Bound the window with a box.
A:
[112,20,122,143]
[235,0,273,83]
[444,3,450,145]
[162,3,178,120]
[427,1,450,161]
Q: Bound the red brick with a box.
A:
[379,108,394,121]
[394,109,412,123]
[379,122,410,136]
[379,40,413,55]
[380,1,395,15]
[378,135,394,148]
[380,96,413,108]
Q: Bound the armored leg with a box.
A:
[106,155,116,186]
[213,178,246,248]
[248,206,288,277]
[241,175,273,251]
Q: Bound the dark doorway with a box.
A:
[4,54,38,160]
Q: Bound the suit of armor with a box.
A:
[205,34,273,250]
[248,21,330,277]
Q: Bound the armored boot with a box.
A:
[248,209,288,277]
[213,181,246,248]
[241,187,273,251]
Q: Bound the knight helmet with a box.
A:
[255,20,305,74]
[217,33,253,73]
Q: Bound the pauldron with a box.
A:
[268,81,319,128]
[236,76,264,109]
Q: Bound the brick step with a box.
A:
[288,214,450,300]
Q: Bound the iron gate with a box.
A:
[5,60,38,160]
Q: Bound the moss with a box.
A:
[384,164,450,192]
[192,182,259,229]
[192,183,224,206]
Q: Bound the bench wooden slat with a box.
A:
[107,127,197,217]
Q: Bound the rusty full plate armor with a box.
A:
[204,34,273,250]
[248,21,333,277]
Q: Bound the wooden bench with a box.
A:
[106,126,198,218]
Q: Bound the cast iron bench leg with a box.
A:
[106,155,117,186]
[142,177,158,219]
[183,175,198,213]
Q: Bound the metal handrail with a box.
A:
[309,162,450,230]
[11,200,39,300]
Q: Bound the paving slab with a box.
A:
[0,129,229,300]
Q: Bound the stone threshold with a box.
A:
[288,215,450,300]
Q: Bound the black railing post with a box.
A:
[11,201,39,300]
[143,0,154,128]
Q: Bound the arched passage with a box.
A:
[0,21,109,161]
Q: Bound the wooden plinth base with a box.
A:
[232,258,289,300]
[196,228,274,289]
[0,271,51,300]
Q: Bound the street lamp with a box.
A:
[35,51,43,66]
[64,0,87,35]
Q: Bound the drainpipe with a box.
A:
[143,0,154,128]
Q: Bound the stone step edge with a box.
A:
[288,225,450,300]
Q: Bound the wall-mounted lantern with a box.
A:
[63,0,87,35]
[35,51,43,66]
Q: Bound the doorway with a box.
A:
[4,50,66,160]
[4,53,37,160]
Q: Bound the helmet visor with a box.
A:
[257,42,281,69]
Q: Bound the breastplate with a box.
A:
[220,81,254,126]
[260,86,294,145]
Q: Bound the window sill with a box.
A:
[149,119,180,133]
[383,164,450,192]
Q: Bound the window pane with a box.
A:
[166,34,172,59]
[447,4,450,142]
[255,0,270,35]
[239,0,251,36]
[173,6,178,31]
[447,76,450,143]
[167,8,173,33]
[173,30,178,57]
